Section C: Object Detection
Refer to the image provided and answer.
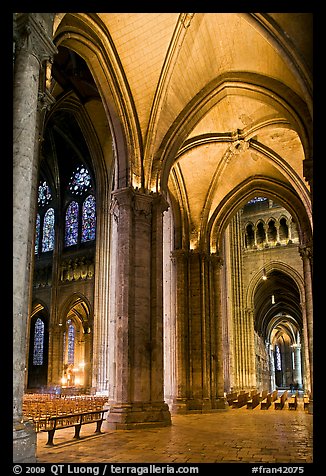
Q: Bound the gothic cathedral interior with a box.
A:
[13,13,313,463]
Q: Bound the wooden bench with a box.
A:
[260,389,268,401]
[274,390,288,409]
[260,393,272,410]
[288,394,297,410]
[35,409,108,446]
[226,392,238,407]
[303,395,310,411]
[260,390,278,410]
[232,392,249,408]
[247,392,260,409]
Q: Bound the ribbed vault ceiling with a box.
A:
[52,13,312,247]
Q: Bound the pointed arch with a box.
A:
[208,176,312,254]
[53,13,142,190]
[156,73,312,194]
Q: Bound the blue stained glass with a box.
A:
[65,201,79,247]
[35,214,40,254]
[38,181,52,207]
[247,197,268,205]
[81,195,96,242]
[67,323,75,365]
[33,318,44,365]
[42,208,55,252]
[275,345,282,371]
[69,166,92,196]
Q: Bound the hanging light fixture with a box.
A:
[262,267,267,280]
[271,294,275,304]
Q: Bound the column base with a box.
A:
[171,398,188,414]
[13,420,37,463]
[171,397,229,413]
[308,399,313,414]
[106,402,172,429]
[214,396,229,409]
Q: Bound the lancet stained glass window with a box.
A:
[33,318,44,366]
[42,208,55,252]
[81,195,96,242]
[65,201,79,247]
[67,321,75,365]
[35,214,40,254]
[275,344,282,371]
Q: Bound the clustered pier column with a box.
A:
[107,187,171,428]
[169,249,228,412]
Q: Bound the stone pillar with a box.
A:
[267,342,276,391]
[13,13,57,462]
[229,212,256,391]
[106,188,171,428]
[299,243,313,410]
[170,250,189,412]
[211,254,228,408]
[184,250,212,411]
[293,344,303,390]
[275,222,281,245]
[92,186,112,394]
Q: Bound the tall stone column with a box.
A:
[13,13,57,462]
[293,344,303,390]
[170,250,189,412]
[299,243,313,409]
[211,254,228,408]
[106,188,171,429]
[229,211,256,390]
[92,186,112,394]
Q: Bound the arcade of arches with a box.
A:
[13,13,313,462]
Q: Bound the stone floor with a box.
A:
[36,399,313,465]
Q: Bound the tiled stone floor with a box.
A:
[36,400,313,465]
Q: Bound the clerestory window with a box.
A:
[64,165,96,248]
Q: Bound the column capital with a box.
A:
[299,242,313,261]
[303,157,313,188]
[14,13,58,63]
[209,253,224,269]
[171,248,188,263]
[110,187,168,223]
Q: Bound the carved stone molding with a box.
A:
[133,192,153,221]
[170,249,189,264]
[110,187,168,224]
[209,253,224,269]
[299,242,313,261]
[59,256,95,283]
[14,13,57,63]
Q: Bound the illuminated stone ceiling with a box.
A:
[53,13,312,248]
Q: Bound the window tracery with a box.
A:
[64,165,96,248]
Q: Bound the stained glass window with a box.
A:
[247,197,268,205]
[68,166,92,196]
[35,213,40,254]
[42,208,55,252]
[65,201,79,247]
[275,344,282,371]
[38,181,52,207]
[33,318,44,366]
[67,321,75,365]
[81,195,96,242]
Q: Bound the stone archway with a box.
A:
[58,295,93,392]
